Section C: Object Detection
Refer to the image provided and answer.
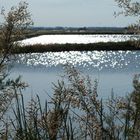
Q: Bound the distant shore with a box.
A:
[23,27,133,39]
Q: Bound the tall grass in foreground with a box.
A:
[0,65,140,140]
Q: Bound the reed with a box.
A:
[12,41,138,54]
[0,65,140,140]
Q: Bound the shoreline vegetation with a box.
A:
[1,65,140,140]
[13,41,140,54]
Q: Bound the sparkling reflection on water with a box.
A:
[16,51,140,72]
[20,34,138,45]
[11,50,140,101]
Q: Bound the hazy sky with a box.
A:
[0,0,137,27]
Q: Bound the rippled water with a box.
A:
[13,34,140,99]
[20,34,137,45]
[16,51,140,72]
[12,49,140,100]
[18,34,140,72]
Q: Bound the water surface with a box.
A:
[20,34,137,45]
[13,34,140,101]
[10,50,140,102]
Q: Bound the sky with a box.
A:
[0,0,137,27]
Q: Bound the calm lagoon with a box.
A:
[10,50,140,102]
[11,34,140,102]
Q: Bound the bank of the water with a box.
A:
[13,41,139,54]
